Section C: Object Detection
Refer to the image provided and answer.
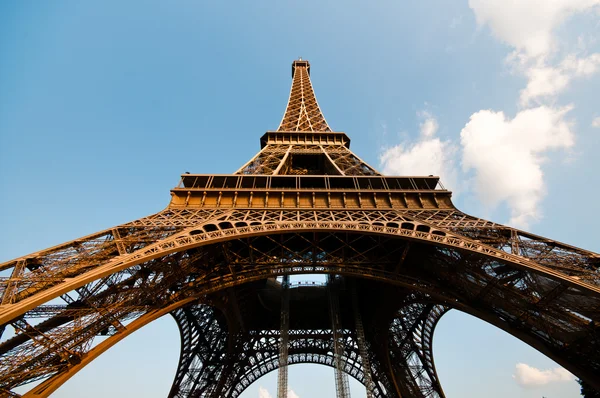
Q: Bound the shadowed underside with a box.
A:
[1,60,599,398]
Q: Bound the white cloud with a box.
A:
[419,111,439,137]
[469,0,600,59]
[513,363,574,387]
[259,386,273,398]
[520,53,600,105]
[463,0,598,226]
[258,386,300,398]
[460,106,574,228]
[380,139,456,183]
[470,1,600,107]
[380,112,458,190]
[562,52,600,75]
[593,116,600,127]
[520,65,570,105]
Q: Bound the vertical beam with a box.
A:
[319,145,346,176]
[510,229,520,255]
[328,275,351,398]
[111,228,127,255]
[277,275,291,398]
[351,283,375,398]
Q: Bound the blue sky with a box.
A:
[1,1,599,397]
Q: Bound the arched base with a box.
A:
[167,280,448,398]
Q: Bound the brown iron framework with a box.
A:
[1,59,599,397]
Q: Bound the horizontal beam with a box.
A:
[169,189,452,210]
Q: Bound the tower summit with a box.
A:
[1,60,599,398]
[278,59,331,132]
[237,60,379,176]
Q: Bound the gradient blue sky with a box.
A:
[1,1,599,397]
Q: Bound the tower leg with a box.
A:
[168,305,230,398]
[328,275,351,398]
[387,302,447,398]
[351,283,375,398]
[277,276,290,398]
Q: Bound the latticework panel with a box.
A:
[217,329,390,398]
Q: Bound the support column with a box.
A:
[328,275,351,398]
[352,283,375,398]
[168,305,230,398]
[387,302,448,398]
[277,275,291,398]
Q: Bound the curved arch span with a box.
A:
[2,220,597,327]
[14,268,600,396]
[1,226,598,394]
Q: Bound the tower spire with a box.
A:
[277,59,331,132]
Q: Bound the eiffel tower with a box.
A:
[1,59,599,398]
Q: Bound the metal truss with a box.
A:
[168,305,230,397]
[1,59,599,397]
[388,300,448,397]
[277,275,290,398]
[328,276,351,398]
[351,282,375,398]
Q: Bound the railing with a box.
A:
[177,174,445,192]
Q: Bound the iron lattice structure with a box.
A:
[1,59,599,398]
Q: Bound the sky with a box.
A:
[0,1,599,397]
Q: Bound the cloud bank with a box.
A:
[460,106,574,227]
[379,1,598,228]
[469,0,600,107]
[520,53,600,106]
[468,0,600,58]
[513,363,574,387]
